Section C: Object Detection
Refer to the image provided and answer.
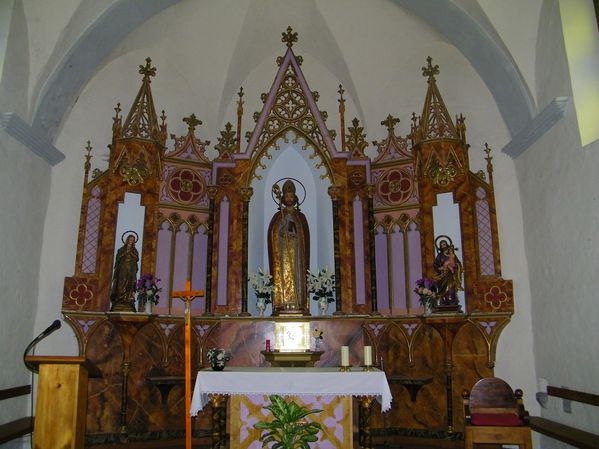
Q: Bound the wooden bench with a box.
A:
[0,385,34,444]
[530,386,599,449]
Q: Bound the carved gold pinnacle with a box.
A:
[183,114,202,133]
[338,84,345,105]
[422,56,440,80]
[139,57,157,80]
[282,26,298,48]
[381,114,400,133]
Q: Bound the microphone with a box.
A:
[23,320,62,372]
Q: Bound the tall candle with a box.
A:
[364,346,373,366]
[341,346,349,367]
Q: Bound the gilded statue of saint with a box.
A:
[268,180,310,316]
[110,233,139,311]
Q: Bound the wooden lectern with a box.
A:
[25,356,99,449]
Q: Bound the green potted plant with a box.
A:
[254,394,322,449]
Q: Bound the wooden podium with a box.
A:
[25,356,99,449]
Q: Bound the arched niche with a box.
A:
[247,131,333,316]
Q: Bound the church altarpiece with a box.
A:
[61,29,514,445]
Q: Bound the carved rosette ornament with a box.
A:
[119,154,151,186]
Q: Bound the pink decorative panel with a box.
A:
[476,187,495,276]
[374,227,389,315]
[82,186,101,273]
[171,222,191,315]
[191,228,208,314]
[390,226,406,314]
[153,220,173,315]
[407,222,423,312]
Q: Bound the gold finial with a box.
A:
[484,142,494,184]
[484,142,492,162]
[237,87,245,112]
[214,122,237,159]
[422,56,440,80]
[183,114,202,133]
[139,57,156,80]
[113,103,122,120]
[84,140,93,182]
[337,84,345,105]
[381,114,400,133]
[282,26,298,48]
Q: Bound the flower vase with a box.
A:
[314,339,322,351]
[318,297,329,315]
[256,298,266,316]
[145,300,152,314]
[423,301,432,316]
[211,360,226,371]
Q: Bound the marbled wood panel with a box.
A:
[161,324,214,431]
[218,320,365,368]
[127,323,167,432]
[377,323,446,431]
[219,321,274,367]
[312,320,364,367]
[86,321,123,434]
[450,322,493,431]
[338,192,354,312]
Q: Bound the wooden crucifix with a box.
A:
[172,281,204,449]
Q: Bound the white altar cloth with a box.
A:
[190,366,392,415]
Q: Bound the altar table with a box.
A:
[190,367,392,449]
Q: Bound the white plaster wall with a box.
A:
[518,0,599,444]
[478,0,543,104]
[0,130,50,433]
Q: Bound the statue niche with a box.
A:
[267,179,310,316]
[110,231,139,312]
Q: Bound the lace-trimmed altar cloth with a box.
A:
[190,366,392,415]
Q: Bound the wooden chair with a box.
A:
[462,377,532,449]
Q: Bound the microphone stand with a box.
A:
[23,320,62,373]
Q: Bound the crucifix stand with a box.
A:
[172,281,204,449]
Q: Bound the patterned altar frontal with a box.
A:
[230,395,353,449]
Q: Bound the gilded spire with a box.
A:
[282,26,298,48]
[484,142,494,185]
[418,56,457,141]
[346,117,368,159]
[381,114,400,134]
[183,114,202,134]
[214,122,237,160]
[422,56,440,81]
[84,140,93,184]
[121,57,162,141]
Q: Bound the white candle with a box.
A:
[341,346,349,367]
[364,346,372,366]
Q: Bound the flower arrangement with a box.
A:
[136,274,162,306]
[414,278,437,310]
[313,328,323,340]
[249,268,274,304]
[307,267,335,304]
[206,347,230,367]
[313,328,324,350]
